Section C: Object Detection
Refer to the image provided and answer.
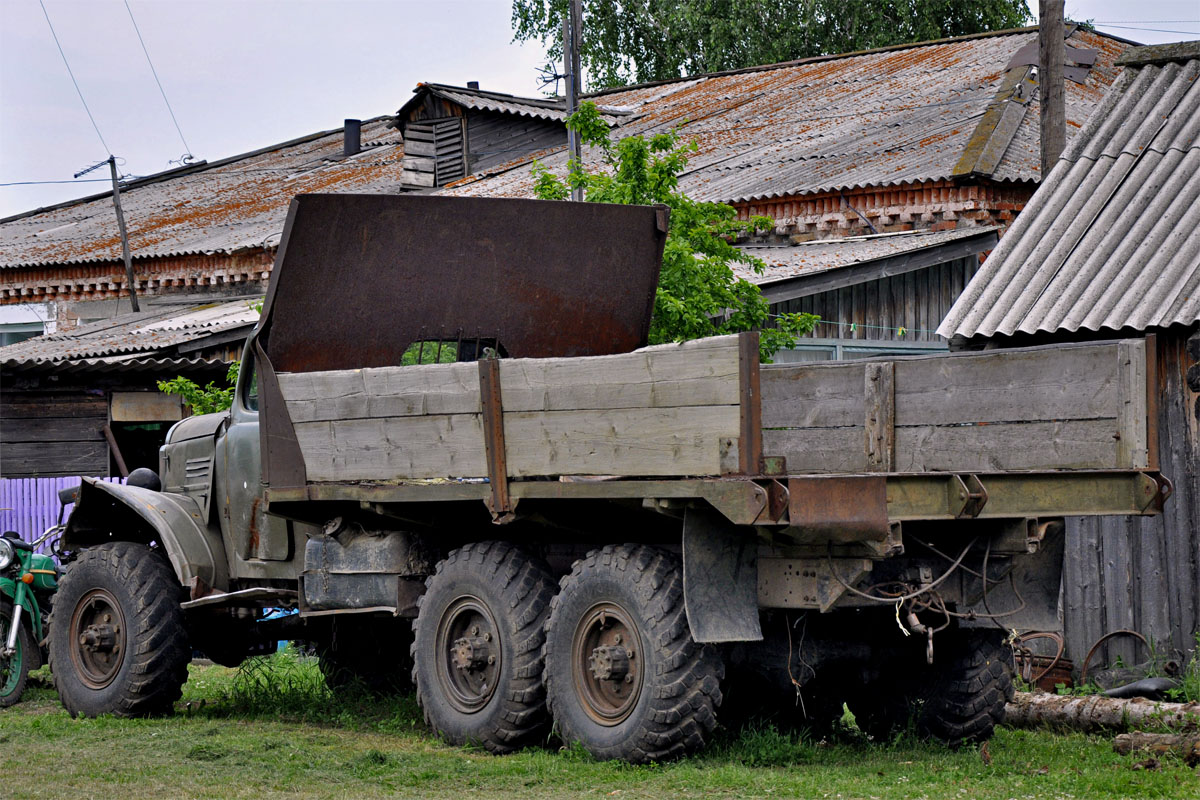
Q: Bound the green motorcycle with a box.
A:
[1,525,62,706]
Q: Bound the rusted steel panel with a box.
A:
[737,331,762,475]
[259,194,666,373]
[478,357,512,521]
[787,475,890,540]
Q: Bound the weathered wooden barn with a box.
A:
[939,40,1200,670]
[1,299,257,478]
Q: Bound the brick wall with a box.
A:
[0,250,276,310]
[734,178,1034,242]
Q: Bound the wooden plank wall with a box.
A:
[278,336,742,482]
[774,256,976,342]
[0,391,109,477]
[465,110,566,174]
[761,340,1148,473]
[1063,330,1200,668]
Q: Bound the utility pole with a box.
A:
[108,157,139,312]
[563,0,583,201]
[1039,0,1066,179]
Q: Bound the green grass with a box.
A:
[2,653,1197,800]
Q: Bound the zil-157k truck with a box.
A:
[48,195,1170,762]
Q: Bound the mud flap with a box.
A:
[682,507,762,643]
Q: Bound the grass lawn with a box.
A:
[3,652,1196,800]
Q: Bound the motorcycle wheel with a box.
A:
[0,600,33,707]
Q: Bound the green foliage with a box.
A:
[512,1,1032,90]
[400,341,459,366]
[157,361,240,415]
[532,102,818,361]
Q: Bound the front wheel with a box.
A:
[0,600,34,707]
[48,542,190,717]
[543,545,724,763]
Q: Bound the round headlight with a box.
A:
[0,538,14,571]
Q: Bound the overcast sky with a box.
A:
[2,0,1197,218]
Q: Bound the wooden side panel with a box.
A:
[761,340,1148,473]
[279,335,742,482]
[504,406,738,477]
[295,415,487,482]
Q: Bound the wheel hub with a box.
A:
[452,636,493,671]
[572,602,643,726]
[79,623,119,652]
[435,596,502,714]
[69,589,127,690]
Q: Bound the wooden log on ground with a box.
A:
[1004,691,1200,732]
[1113,732,1200,764]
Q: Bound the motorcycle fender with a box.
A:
[0,576,41,642]
[63,478,230,593]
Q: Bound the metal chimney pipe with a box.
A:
[344,119,361,157]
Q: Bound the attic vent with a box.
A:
[402,118,467,188]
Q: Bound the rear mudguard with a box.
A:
[62,478,230,593]
[0,578,40,642]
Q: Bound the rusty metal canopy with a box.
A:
[258,194,667,374]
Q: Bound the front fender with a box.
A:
[0,577,40,641]
[63,478,230,592]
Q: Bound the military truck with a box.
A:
[49,195,1169,762]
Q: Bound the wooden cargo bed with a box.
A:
[275,333,1152,486]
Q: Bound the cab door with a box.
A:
[218,351,293,561]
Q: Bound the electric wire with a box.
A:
[123,0,193,160]
[825,536,978,604]
[38,0,110,155]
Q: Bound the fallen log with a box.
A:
[1113,731,1200,765]
[1003,691,1200,732]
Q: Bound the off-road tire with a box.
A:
[49,542,189,718]
[319,616,413,697]
[0,600,34,707]
[918,630,1014,744]
[411,541,556,753]
[848,630,1013,745]
[543,545,724,763]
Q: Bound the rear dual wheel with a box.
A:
[412,542,557,753]
[544,545,724,763]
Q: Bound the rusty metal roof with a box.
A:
[0,299,258,365]
[446,28,1125,203]
[1,117,403,268]
[940,42,1200,339]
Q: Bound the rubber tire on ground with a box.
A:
[918,629,1014,745]
[543,545,724,763]
[319,617,414,697]
[411,541,556,753]
[848,629,1013,745]
[49,542,190,718]
[0,600,34,707]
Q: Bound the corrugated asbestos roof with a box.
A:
[446,28,1124,203]
[736,227,995,284]
[1,117,403,268]
[939,42,1200,339]
[0,299,258,365]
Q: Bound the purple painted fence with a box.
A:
[0,476,123,554]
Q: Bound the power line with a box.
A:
[1093,24,1200,34]
[39,0,110,155]
[123,0,193,160]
